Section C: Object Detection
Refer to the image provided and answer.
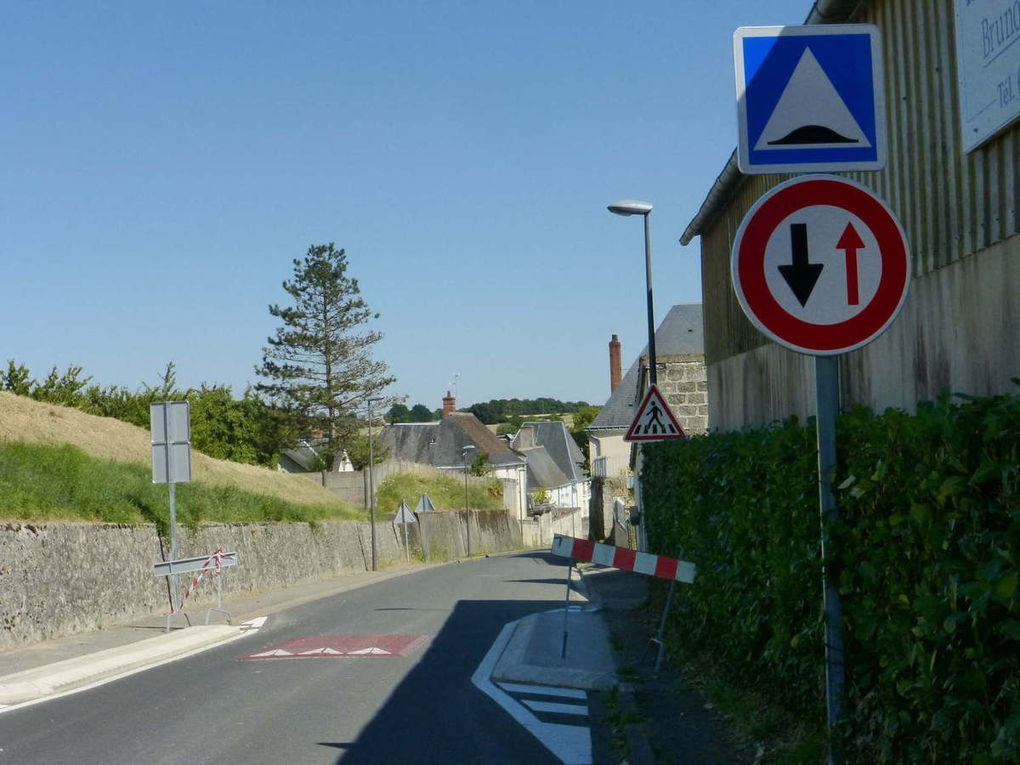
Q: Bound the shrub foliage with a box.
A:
[641,391,1019,763]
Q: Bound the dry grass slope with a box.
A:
[0,391,343,508]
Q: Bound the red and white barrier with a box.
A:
[551,535,696,584]
[175,547,224,613]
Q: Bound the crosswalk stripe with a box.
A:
[497,682,587,700]
[522,699,589,716]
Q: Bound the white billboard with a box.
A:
[955,0,1020,151]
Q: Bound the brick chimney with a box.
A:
[442,390,457,417]
[609,334,622,393]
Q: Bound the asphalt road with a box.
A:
[0,551,575,765]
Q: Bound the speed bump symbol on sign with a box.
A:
[731,175,910,356]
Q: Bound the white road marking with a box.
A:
[522,699,589,716]
[472,621,592,765]
[0,616,267,714]
[497,682,587,700]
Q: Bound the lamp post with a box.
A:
[367,397,380,572]
[462,445,475,558]
[608,199,657,385]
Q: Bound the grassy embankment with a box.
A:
[0,392,508,527]
[0,442,362,529]
[0,391,361,526]
[376,471,504,515]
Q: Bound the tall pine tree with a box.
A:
[255,243,394,459]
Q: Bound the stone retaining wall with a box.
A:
[0,512,524,650]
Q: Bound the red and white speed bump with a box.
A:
[240,634,427,661]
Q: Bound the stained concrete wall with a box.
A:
[0,512,524,650]
[519,508,585,549]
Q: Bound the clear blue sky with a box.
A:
[2,1,809,410]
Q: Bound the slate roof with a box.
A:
[380,412,525,469]
[517,446,570,491]
[512,421,585,482]
[589,304,705,432]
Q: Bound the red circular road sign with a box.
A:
[731,175,910,355]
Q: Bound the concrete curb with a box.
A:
[491,608,618,691]
[0,625,241,705]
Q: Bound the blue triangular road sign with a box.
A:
[735,24,886,173]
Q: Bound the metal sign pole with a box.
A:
[368,399,378,572]
[816,354,846,763]
[652,548,684,675]
[163,405,179,618]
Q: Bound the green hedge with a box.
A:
[642,392,1019,763]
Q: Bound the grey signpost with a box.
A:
[731,176,909,762]
[367,397,380,572]
[150,401,192,622]
[462,445,475,557]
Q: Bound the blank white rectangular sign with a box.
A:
[150,401,191,444]
[150,401,192,484]
[152,443,192,484]
[955,0,1020,151]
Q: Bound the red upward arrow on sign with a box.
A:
[836,222,866,306]
[624,385,686,442]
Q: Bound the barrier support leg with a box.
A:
[561,559,573,659]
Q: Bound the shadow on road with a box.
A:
[331,596,565,764]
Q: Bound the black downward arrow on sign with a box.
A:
[778,222,824,307]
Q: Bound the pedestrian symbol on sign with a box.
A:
[624,385,686,443]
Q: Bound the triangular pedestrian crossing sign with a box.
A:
[392,500,417,525]
[414,492,436,513]
[624,385,686,442]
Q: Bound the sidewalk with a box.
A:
[0,565,423,706]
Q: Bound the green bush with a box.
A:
[641,391,1020,764]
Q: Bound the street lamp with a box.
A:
[367,397,381,571]
[608,199,657,385]
[462,445,475,557]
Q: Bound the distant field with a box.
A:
[0,391,362,520]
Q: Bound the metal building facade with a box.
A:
[687,0,1020,430]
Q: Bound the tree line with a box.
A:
[464,397,593,425]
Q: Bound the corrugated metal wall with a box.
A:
[702,0,1020,367]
